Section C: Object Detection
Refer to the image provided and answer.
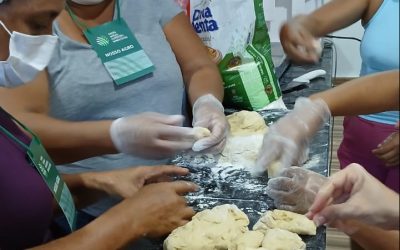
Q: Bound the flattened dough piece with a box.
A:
[236,231,265,250]
[164,204,249,250]
[261,228,306,250]
[227,111,268,136]
[193,127,212,140]
[253,210,316,236]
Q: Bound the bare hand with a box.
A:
[307,164,399,231]
[372,131,399,167]
[280,16,321,64]
[124,181,197,238]
[83,166,189,198]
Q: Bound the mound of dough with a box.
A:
[218,111,268,169]
[253,210,316,236]
[193,127,212,140]
[237,231,265,250]
[227,111,268,136]
[164,204,250,250]
[262,228,306,250]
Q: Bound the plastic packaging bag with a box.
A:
[189,0,286,111]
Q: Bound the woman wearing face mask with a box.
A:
[0,0,227,232]
[0,0,198,248]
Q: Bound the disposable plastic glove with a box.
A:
[266,166,327,214]
[307,164,400,230]
[192,94,229,154]
[110,112,196,159]
[254,97,330,175]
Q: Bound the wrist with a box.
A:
[80,172,106,192]
[193,94,224,114]
[383,190,400,229]
[109,118,126,154]
[80,201,143,249]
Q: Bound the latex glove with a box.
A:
[81,165,189,198]
[307,164,400,230]
[372,123,399,166]
[110,112,196,159]
[191,94,229,154]
[266,166,327,214]
[280,17,322,64]
[255,97,330,175]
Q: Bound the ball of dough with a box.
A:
[253,210,316,236]
[227,111,268,136]
[261,228,306,250]
[193,127,212,140]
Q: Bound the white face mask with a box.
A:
[70,0,105,5]
[0,21,58,88]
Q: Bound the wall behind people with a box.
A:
[265,0,363,78]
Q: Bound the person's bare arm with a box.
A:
[280,0,372,63]
[30,181,197,250]
[30,203,142,250]
[163,12,224,105]
[348,221,399,250]
[61,165,190,209]
[0,71,117,164]
[295,0,370,37]
[310,71,399,116]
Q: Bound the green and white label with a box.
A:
[84,19,155,86]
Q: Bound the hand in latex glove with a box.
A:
[81,166,189,198]
[266,166,327,214]
[110,112,195,159]
[280,17,322,64]
[307,164,400,230]
[191,94,229,154]
[255,97,330,174]
[373,123,399,167]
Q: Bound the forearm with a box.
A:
[310,71,400,116]
[30,202,141,250]
[296,0,368,37]
[384,193,400,230]
[61,174,106,209]
[13,112,115,164]
[185,65,224,105]
[163,13,224,106]
[349,221,400,250]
